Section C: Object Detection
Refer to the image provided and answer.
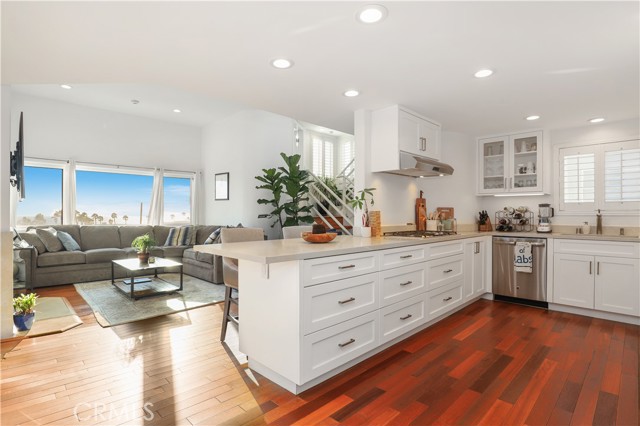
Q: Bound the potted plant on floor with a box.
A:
[13,292,38,331]
[349,188,376,237]
[131,233,156,264]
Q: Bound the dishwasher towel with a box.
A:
[514,241,533,273]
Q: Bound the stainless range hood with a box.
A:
[381,151,454,178]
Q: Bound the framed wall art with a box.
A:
[215,172,229,200]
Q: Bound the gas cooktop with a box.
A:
[383,230,457,238]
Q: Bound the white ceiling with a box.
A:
[2,1,638,136]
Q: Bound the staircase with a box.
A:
[308,159,355,235]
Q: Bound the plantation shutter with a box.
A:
[560,147,595,212]
[604,144,640,208]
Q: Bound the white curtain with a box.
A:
[63,160,77,224]
[9,183,18,228]
[147,168,164,225]
[190,171,203,225]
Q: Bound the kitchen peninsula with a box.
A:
[194,234,490,394]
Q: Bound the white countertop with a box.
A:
[194,232,639,265]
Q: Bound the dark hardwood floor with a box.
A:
[1,285,637,425]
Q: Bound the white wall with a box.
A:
[11,92,202,171]
[202,109,296,240]
[418,131,478,225]
[1,86,15,338]
[479,118,640,227]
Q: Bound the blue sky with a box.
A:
[17,167,190,224]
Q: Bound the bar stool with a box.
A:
[282,225,313,239]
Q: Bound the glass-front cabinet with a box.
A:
[478,131,543,195]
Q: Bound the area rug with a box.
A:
[74,274,225,327]
[21,297,83,338]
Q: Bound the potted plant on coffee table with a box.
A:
[13,292,38,331]
[131,233,156,264]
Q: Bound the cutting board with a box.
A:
[437,207,455,220]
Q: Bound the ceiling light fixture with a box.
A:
[525,115,540,121]
[60,84,72,90]
[271,58,293,69]
[474,69,494,78]
[343,90,359,97]
[589,117,605,123]
[357,5,388,24]
[173,109,182,113]
[131,99,140,105]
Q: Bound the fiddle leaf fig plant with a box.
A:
[278,153,315,227]
[255,167,285,230]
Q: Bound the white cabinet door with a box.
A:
[464,239,487,301]
[419,118,441,160]
[553,253,594,309]
[398,111,422,157]
[595,256,640,316]
[478,135,508,195]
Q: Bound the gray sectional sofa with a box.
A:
[16,224,224,288]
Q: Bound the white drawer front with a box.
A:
[425,241,464,260]
[380,245,426,270]
[302,311,378,382]
[554,239,639,258]
[303,252,378,286]
[380,263,427,307]
[426,254,464,290]
[380,294,426,344]
[427,280,463,319]
[303,273,379,334]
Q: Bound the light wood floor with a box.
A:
[1,285,638,426]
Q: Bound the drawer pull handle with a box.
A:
[400,255,413,259]
[443,269,453,273]
[400,314,413,320]
[338,297,356,305]
[338,264,356,270]
[400,280,413,286]
[338,338,356,348]
[443,296,453,302]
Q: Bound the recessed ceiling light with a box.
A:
[343,90,359,97]
[589,117,605,123]
[60,84,72,90]
[357,5,388,24]
[271,58,293,69]
[131,99,140,105]
[474,69,494,78]
[525,115,540,121]
[173,109,182,113]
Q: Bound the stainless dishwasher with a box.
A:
[492,236,548,306]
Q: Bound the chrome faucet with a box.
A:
[596,209,602,235]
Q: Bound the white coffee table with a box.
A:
[111,258,183,300]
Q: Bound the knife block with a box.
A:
[478,217,493,232]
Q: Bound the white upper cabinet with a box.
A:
[371,105,442,173]
[477,131,544,195]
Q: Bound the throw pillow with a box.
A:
[164,227,179,246]
[204,228,221,244]
[177,225,196,246]
[20,231,47,254]
[36,228,64,252]
[57,231,81,251]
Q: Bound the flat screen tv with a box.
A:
[9,112,25,201]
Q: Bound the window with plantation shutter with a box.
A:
[558,140,640,213]
[604,146,640,205]
[312,138,323,176]
[324,142,334,178]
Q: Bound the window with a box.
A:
[339,139,355,175]
[559,139,640,212]
[15,164,63,228]
[311,135,335,178]
[163,175,192,225]
[76,169,153,225]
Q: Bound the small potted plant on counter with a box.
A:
[349,187,376,237]
[131,233,156,264]
[13,292,38,331]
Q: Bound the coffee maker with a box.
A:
[537,203,554,233]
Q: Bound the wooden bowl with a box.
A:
[301,232,337,243]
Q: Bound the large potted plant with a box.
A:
[349,188,376,237]
[13,292,38,331]
[131,233,156,264]
[256,153,314,237]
